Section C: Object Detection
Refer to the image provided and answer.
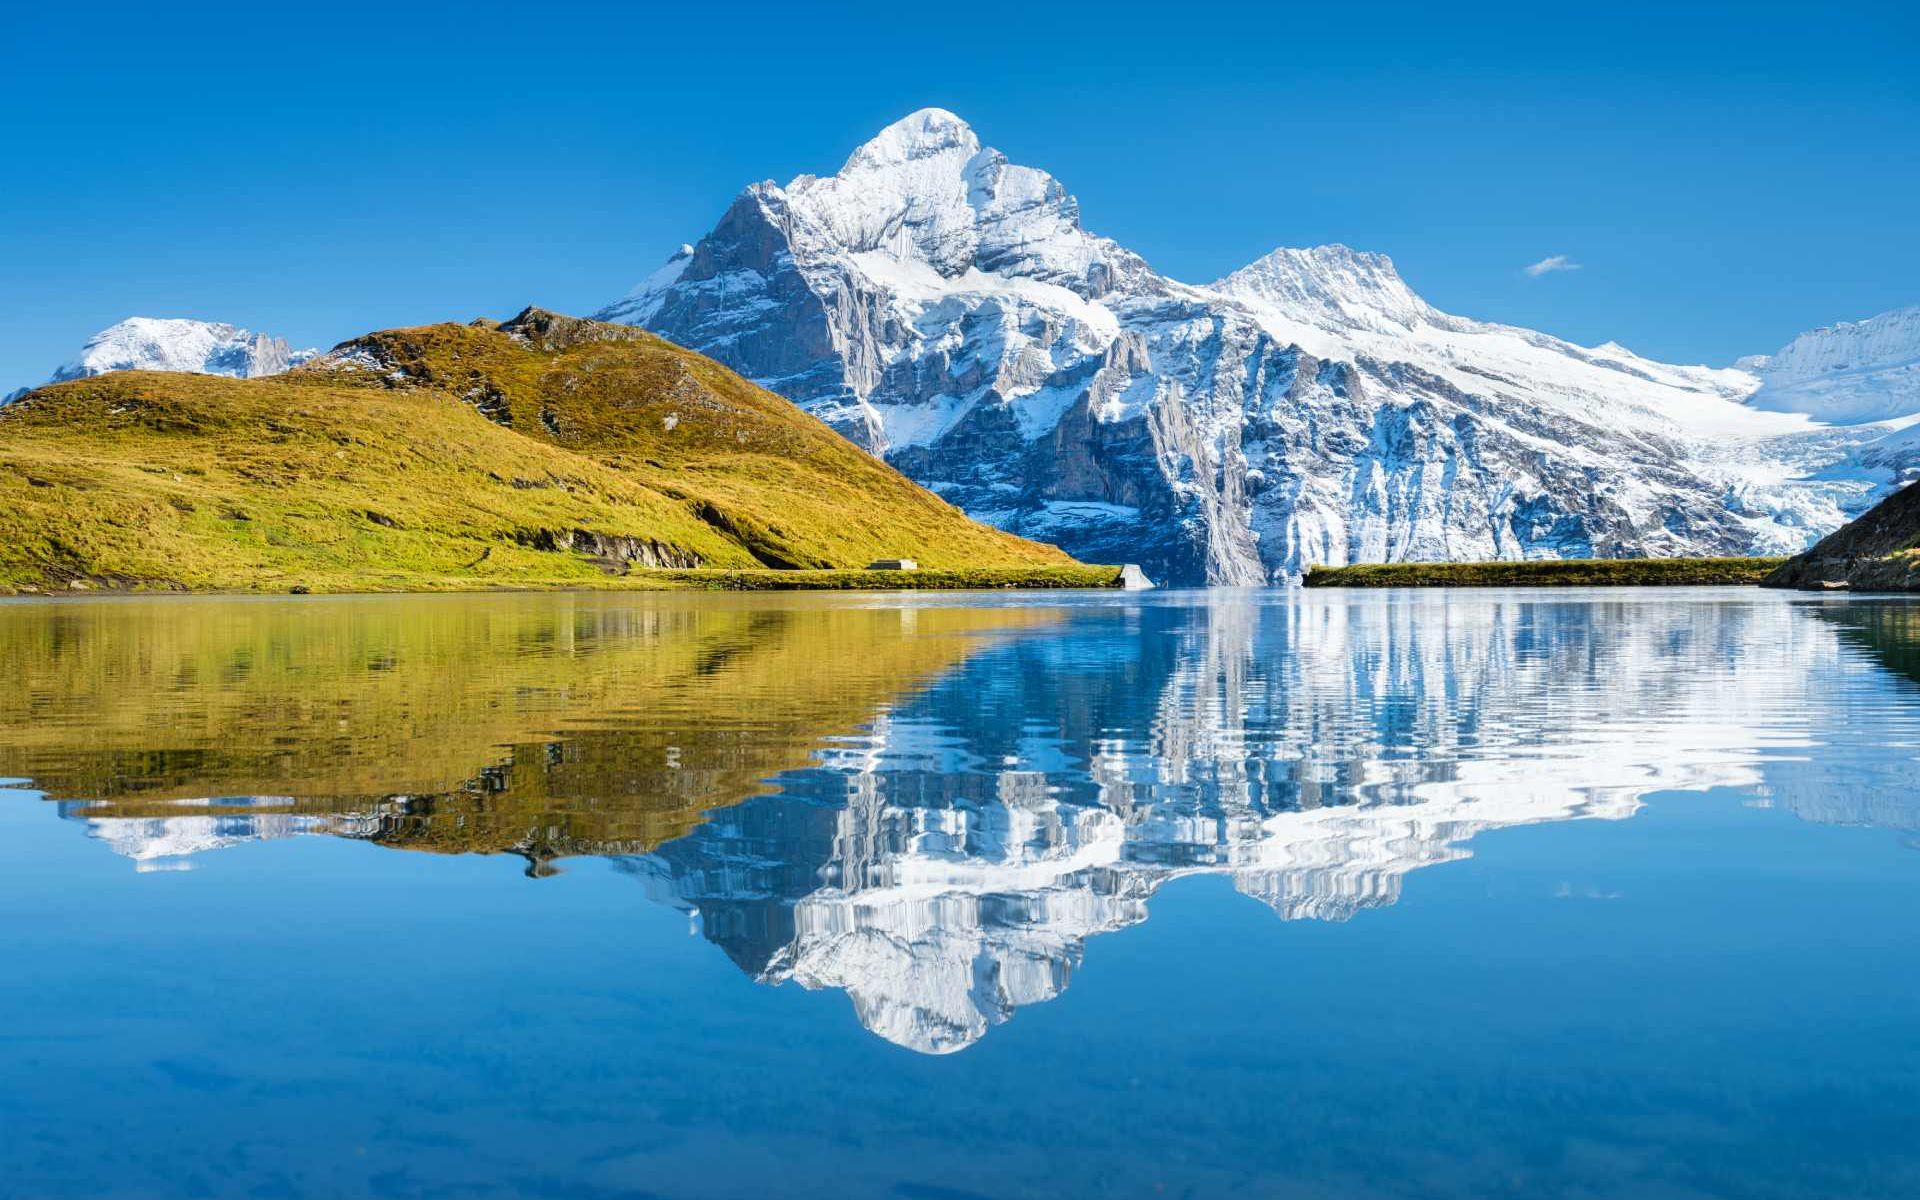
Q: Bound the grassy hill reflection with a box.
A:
[0,594,1056,867]
[1812,601,1920,691]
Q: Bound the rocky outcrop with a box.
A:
[507,526,702,570]
[1765,480,1920,590]
[497,305,656,354]
[600,108,1909,585]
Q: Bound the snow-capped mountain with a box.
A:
[5,317,317,405]
[1741,306,1920,426]
[601,108,1908,584]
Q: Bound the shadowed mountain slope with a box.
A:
[1765,481,1920,591]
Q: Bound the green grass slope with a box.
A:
[0,308,1081,593]
[1303,556,1787,588]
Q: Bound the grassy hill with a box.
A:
[0,308,1090,593]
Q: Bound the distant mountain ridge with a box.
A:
[602,107,1915,585]
[5,317,316,407]
[1740,305,1920,426]
[60,316,316,380]
[1,317,320,407]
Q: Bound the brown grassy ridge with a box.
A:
[1303,556,1788,588]
[0,308,1094,594]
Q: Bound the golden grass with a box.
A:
[0,310,1079,594]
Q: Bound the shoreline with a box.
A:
[1303,557,1789,588]
[0,564,1129,598]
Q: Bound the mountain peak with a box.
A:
[1214,244,1436,334]
[86,315,244,350]
[1226,244,1409,291]
[498,305,656,353]
[774,106,1114,288]
[842,108,980,173]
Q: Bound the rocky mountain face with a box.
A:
[603,108,1910,584]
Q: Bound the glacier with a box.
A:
[5,316,317,405]
[601,108,1918,584]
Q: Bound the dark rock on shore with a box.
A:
[1764,481,1920,591]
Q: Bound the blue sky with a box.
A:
[2,0,1914,390]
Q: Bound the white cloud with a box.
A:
[1524,254,1582,278]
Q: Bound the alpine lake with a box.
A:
[2,586,1917,1199]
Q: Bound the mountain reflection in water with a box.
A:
[5,589,1918,1053]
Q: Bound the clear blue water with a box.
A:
[2,588,1918,1199]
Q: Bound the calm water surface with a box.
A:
[2,587,1918,1199]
